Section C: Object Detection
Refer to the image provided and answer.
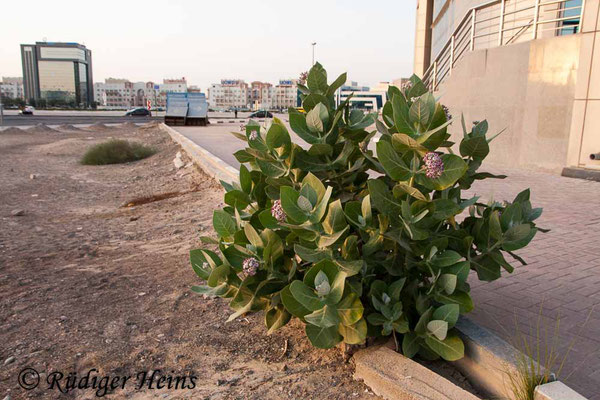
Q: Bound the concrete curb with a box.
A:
[354,345,480,400]
[160,123,238,184]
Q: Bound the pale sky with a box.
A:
[0,0,416,90]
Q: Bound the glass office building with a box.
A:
[20,42,93,107]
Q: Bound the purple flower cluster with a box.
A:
[242,257,259,276]
[442,105,452,121]
[271,199,286,222]
[249,130,258,140]
[402,81,413,91]
[423,152,444,179]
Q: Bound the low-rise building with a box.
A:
[335,81,389,112]
[250,81,273,110]
[1,77,24,99]
[94,77,189,109]
[207,79,249,111]
[272,79,298,110]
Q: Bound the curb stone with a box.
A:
[160,123,237,184]
[353,345,480,400]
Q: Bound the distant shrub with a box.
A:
[81,139,155,165]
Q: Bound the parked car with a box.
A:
[125,108,151,116]
[248,110,273,118]
[19,106,35,115]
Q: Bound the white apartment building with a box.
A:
[272,79,298,110]
[94,78,188,109]
[250,81,274,110]
[1,77,24,99]
[207,80,249,110]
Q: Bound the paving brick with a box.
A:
[465,166,600,399]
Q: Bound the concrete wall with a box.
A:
[436,34,580,172]
[566,0,600,171]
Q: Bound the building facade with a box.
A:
[272,79,298,110]
[335,81,389,112]
[207,80,249,110]
[412,0,599,174]
[250,81,273,110]
[0,77,24,99]
[93,78,189,109]
[21,42,93,107]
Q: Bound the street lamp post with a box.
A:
[311,42,317,66]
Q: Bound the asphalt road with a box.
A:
[0,110,282,127]
[0,114,162,127]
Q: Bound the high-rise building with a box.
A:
[20,42,93,107]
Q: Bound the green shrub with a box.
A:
[81,139,155,165]
[190,63,542,361]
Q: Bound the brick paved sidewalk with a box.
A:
[466,167,600,399]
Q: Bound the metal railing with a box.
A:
[423,0,585,90]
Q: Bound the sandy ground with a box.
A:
[0,124,378,400]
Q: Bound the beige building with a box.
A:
[413,0,600,176]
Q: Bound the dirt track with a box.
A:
[0,124,377,399]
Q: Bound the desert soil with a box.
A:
[0,124,379,400]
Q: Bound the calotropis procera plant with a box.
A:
[189,63,542,362]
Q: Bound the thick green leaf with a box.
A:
[265,306,292,334]
[338,319,367,344]
[244,223,263,248]
[402,332,420,358]
[431,250,462,267]
[392,133,427,155]
[257,159,286,178]
[376,140,412,181]
[427,320,449,340]
[439,274,457,295]
[289,280,322,311]
[294,244,332,263]
[280,186,309,223]
[213,210,237,239]
[502,224,534,251]
[239,164,252,194]
[460,135,489,159]
[281,285,311,317]
[434,290,474,313]
[306,104,325,133]
[418,154,468,190]
[305,323,342,349]
[289,112,320,144]
[266,122,291,151]
[305,305,340,328]
[433,304,459,327]
[337,293,364,326]
[425,334,464,361]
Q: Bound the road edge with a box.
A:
[160,123,238,184]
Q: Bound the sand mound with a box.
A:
[27,124,58,133]
[119,121,139,129]
[0,127,25,135]
[57,124,83,131]
[139,121,161,130]
[86,123,113,131]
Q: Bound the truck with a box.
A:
[164,92,208,126]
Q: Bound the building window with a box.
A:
[559,0,582,35]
